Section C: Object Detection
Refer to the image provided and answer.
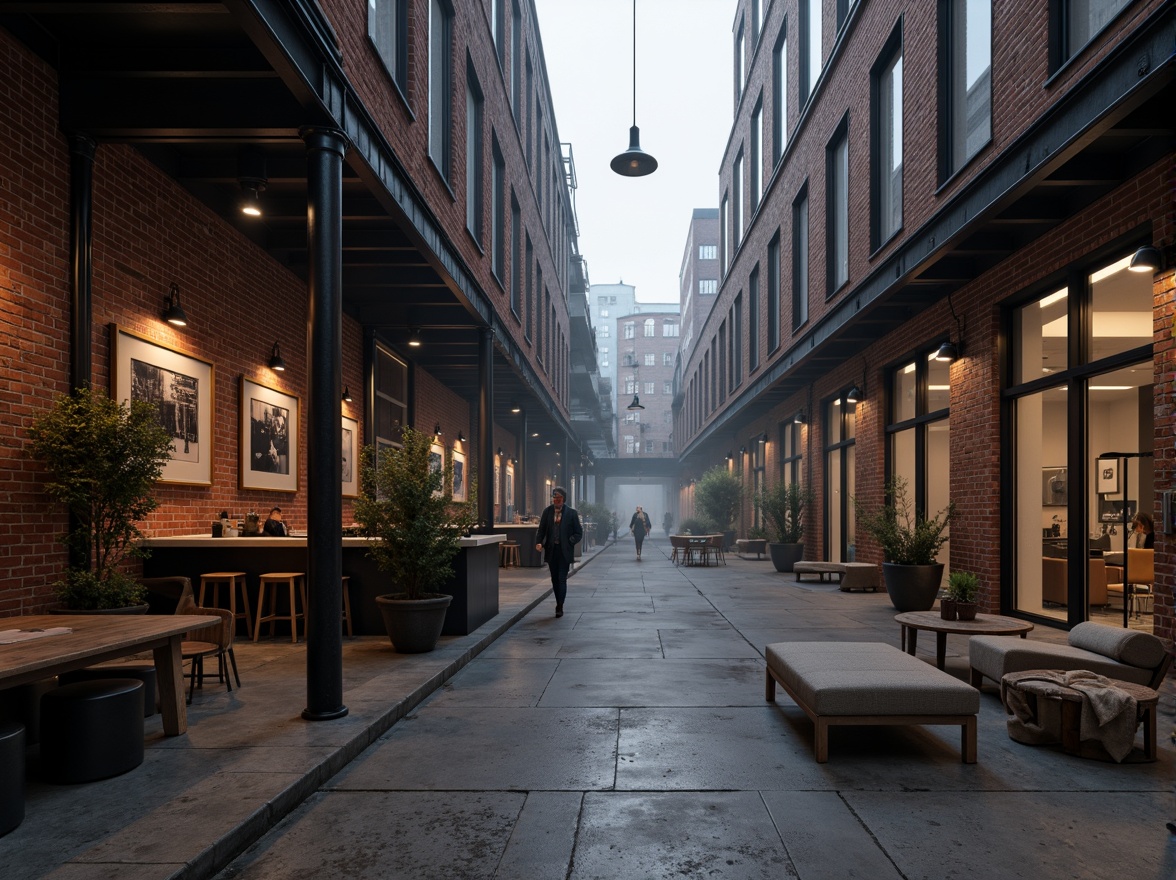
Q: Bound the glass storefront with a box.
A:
[824,394,856,561]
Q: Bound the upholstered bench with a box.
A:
[735,539,767,559]
[765,641,979,763]
[793,561,879,592]
[970,621,1171,690]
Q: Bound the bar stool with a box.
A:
[500,541,521,568]
[253,572,306,642]
[199,571,251,636]
[40,679,144,783]
[341,576,354,637]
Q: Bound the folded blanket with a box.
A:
[1003,669,1138,762]
[0,626,74,644]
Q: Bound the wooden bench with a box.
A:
[765,641,979,763]
[735,538,768,559]
[792,561,879,592]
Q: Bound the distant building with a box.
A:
[617,312,680,459]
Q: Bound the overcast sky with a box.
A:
[533,0,735,304]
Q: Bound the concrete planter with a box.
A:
[882,563,944,612]
[768,542,804,573]
[375,593,452,653]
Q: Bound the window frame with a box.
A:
[825,115,850,296]
[465,61,484,244]
[428,0,454,182]
[937,0,992,183]
[792,184,810,331]
[870,19,904,252]
[368,0,408,96]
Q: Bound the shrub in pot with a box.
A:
[28,388,173,610]
[855,477,956,612]
[947,570,979,621]
[756,481,815,573]
[694,466,742,548]
[678,517,717,536]
[353,426,478,652]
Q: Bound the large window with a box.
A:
[465,65,484,242]
[734,18,746,107]
[644,319,655,338]
[721,193,730,275]
[491,137,505,280]
[374,344,408,448]
[767,231,780,352]
[1052,0,1130,70]
[748,265,760,371]
[826,118,849,294]
[733,151,744,248]
[428,0,453,180]
[801,0,822,105]
[939,0,991,180]
[772,24,788,166]
[700,245,717,260]
[824,393,856,562]
[733,294,743,389]
[524,236,533,341]
[1009,249,1155,628]
[871,23,903,249]
[511,1,523,110]
[369,0,408,90]
[750,99,763,215]
[792,186,809,329]
[700,279,718,294]
[510,195,521,315]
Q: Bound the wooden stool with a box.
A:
[199,571,251,636]
[254,573,306,642]
[341,576,353,638]
[500,542,521,568]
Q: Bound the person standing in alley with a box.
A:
[535,487,582,617]
[629,505,652,559]
[663,510,673,535]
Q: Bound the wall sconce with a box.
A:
[268,342,286,372]
[457,431,465,443]
[1128,244,1163,273]
[408,328,422,348]
[738,445,747,455]
[627,394,645,411]
[162,283,188,327]
[933,291,965,362]
[434,423,442,436]
[531,432,540,438]
[341,386,353,403]
[846,384,862,405]
[497,447,504,458]
[611,0,658,177]
[793,411,806,425]
[725,450,733,461]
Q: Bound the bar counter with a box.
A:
[142,534,504,637]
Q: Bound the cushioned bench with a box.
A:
[765,641,979,763]
[792,561,879,592]
[735,539,767,559]
[969,621,1171,690]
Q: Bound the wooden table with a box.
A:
[0,614,210,736]
[895,611,1034,671]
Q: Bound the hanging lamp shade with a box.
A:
[627,393,645,411]
[611,126,658,177]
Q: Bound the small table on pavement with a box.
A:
[895,610,1034,671]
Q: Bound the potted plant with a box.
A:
[694,466,743,549]
[855,477,956,612]
[946,570,979,621]
[27,387,174,611]
[756,481,815,573]
[353,426,478,653]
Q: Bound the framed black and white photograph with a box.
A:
[341,416,359,498]
[240,376,299,493]
[505,462,514,508]
[429,439,445,497]
[452,448,466,502]
[1096,457,1120,496]
[1042,466,1068,507]
[111,324,214,486]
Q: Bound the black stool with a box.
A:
[40,679,144,783]
[0,677,57,745]
[59,665,158,718]
[0,722,24,836]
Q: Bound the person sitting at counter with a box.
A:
[262,506,288,537]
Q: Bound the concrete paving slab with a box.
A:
[657,627,763,659]
[328,707,619,791]
[493,791,580,878]
[416,658,560,707]
[538,658,766,707]
[572,792,797,879]
[761,790,904,879]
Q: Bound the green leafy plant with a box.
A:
[353,426,479,600]
[693,466,743,532]
[679,516,717,535]
[947,570,979,602]
[748,524,768,540]
[756,481,815,544]
[28,388,174,609]
[579,502,617,543]
[855,476,956,566]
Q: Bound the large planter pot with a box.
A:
[882,563,945,612]
[768,542,805,573]
[375,593,452,653]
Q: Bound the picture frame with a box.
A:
[111,324,214,486]
[240,376,299,493]
[505,462,514,508]
[1042,466,1067,507]
[429,440,445,497]
[451,448,467,502]
[341,416,359,498]
[1096,457,1120,496]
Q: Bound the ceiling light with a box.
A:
[408,328,422,348]
[510,400,521,413]
[627,394,645,411]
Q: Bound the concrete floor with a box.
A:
[2,535,1174,879]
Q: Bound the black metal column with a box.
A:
[519,411,528,517]
[301,126,348,722]
[478,327,495,529]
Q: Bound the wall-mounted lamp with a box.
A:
[1128,244,1164,273]
[739,445,747,455]
[510,399,522,413]
[627,394,645,411]
[457,431,465,443]
[408,328,422,348]
[846,384,862,405]
[793,411,806,425]
[341,386,353,403]
[725,450,733,461]
[611,0,657,177]
[933,291,965,362]
[531,432,540,438]
[238,179,265,217]
[432,424,442,437]
[497,447,504,458]
[162,283,188,327]
[268,342,286,372]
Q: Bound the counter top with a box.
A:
[143,533,506,548]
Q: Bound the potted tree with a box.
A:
[353,426,478,653]
[27,388,174,611]
[856,477,956,612]
[694,466,743,549]
[757,481,815,573]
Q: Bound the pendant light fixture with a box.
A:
[610,0,658,177]
[627,393,645,411]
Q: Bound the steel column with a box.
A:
[478,328,495,529]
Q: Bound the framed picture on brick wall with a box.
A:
[341,415,359,498]
[451,448,467,502]
[111,324,214,486]
[240,376,299,493]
